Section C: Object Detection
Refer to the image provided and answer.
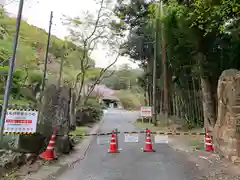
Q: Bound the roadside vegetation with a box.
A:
[111,0,240,132]
[101,64,145,110]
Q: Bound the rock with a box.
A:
[214,69,240,162]
[231,156,240,164]
[0,149,6,156]
[0,150,26,176]
[56,135,71,154]
[18,133,45,153]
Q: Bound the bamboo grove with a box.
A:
[112,0,240,129]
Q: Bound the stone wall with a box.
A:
[0,84,75,176]
[18,84,73,153]
[214,69,240,163]
[38,84,58,137]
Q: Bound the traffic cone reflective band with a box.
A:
[39,132,57,160]
[205,132,213,152]
[143,128,155,152]
[108,130,119,153]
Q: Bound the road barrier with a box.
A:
[102,128,210,153]
[66,131,206,137]
[5,131,206,136]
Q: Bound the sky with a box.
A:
[2,0,139,69]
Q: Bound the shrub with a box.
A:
[115,90,144,110]
[76,95,103,126]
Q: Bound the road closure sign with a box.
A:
[124,134,139,143]
[140,106,152,117]
[3,109,38,134]
[154,135,168,144]
[97,136,109,145]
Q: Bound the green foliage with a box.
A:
[0,8,99,105]
[115,90,143,110]
[112,0,240,127]
[101,64,144,91]
[0,66,25,97]
[28,71,42,84]
[77,95,103,125]
[85,96,103,109]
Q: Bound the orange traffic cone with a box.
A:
[142,128,155,152]
[39,132,57,160]
[205,132,213,152]
[108,130,119,153]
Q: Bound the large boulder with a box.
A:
[214,69,240,163]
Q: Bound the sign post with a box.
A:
[115,128,118,150]
[140,106,152,124]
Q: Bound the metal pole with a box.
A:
[0,0,24,144]
[152,1,160,126]
[115,128,118,150]
[41,11,53,93]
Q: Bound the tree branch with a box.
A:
[84,53,120,103]
[85,0,105,42]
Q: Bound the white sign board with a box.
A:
[97,136,109,145]
[3,110,38,134]
[154,135,168,144]
[141,106,152,117]
[124,134,139,143]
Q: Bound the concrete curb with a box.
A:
[22,118,104,180]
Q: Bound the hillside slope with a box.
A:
[0,8,97,104]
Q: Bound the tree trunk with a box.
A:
[144,85,148,106]
[69,90,76,130]
[147,59,153,106]
[147,86,151,106]
[144,73,148,105]
[159,89,163,114]
[156,87,161,113]
[200,77,217,131]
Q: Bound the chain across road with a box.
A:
[67,131,206,137]
[3,131,208,136]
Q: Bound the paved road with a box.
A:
[57,109,206,180]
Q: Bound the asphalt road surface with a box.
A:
[57,108,206,180]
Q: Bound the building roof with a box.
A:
[101,95,119,101]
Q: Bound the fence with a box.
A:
[170,87,204,128]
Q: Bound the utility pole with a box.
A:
[58,56,64,89]
[0,0,24,144]
[153,1,160,126]
[41,11,53,93]
[160,0,169,118]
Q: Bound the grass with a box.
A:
[1,168,17,180]
[69,126,86,143]
[0,99,30,105]
[135,121,169,132]
[135,114,204,132]
[188,138,205,150]
[135,116,205,151]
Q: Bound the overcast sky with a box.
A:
[3,0,139,68]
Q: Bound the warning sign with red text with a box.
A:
[4,110,38,134]
[140,106,152,117]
